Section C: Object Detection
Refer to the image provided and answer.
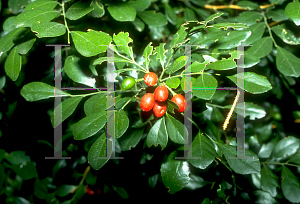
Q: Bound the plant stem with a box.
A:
[115,52,147,72]
[71,165,90,194]
[206,103,225,109]
[121,88,144,110]
[61,2,70,44]
[262,161,300,168]
[262,11,278,47]
[163,82,177,96]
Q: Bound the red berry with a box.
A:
[144,72,157,86]
[97,189,102,194]
[86,187,95,195]
[154,86,168,102]
[171,94,187,112]
[153,102,167,117]
[140,93,155,111]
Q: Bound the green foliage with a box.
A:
[1,0,300,203]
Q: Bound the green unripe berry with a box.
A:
[121,77,135,91]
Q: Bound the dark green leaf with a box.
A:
[11,161,38,180]
[107,2,136,22]
[236,1,259,10]
[258,138,277,158]
[243,22,266,45]
[71,30,112,57]
[271,136,300,160]
[153,43,167,68]
[3,17,16,32]
[113,32,134,59]
[276,46,300,77]
[193,31,226,49]
[146,117,168,150]
[266,9,288,21]
[236,11,262,26]
[51,97,83,128]
[160,150,190,194]
[272,24,300,45]
[214,30,251,49]
[113,109,129,138]
[17,38,36,54]
[261,165,279,197]
[8,0,29,14]
[91,0,105,18]
[64,55,96,87]
[88,132,112,170]
[253,190,277,204]
[55,185,76,197]
[185,174,209,190]
[112,185,129,199]
[66,1,94,20]
[289,153,300,165]
[15,9,60,28]
[166,78,180,89]
[4,46,21,81]
[24,0,59,12]
[165,113,188,144]
[188,132,216,169]
[0,28,26,53]
[138,10,168,27]
[217,143,261,174]
[73,111,106,140]
[164,3,177,25]
[281,166,300,203]
[132,17,145,32]
[285,1,300,26]
[227,72,272,94]
[128,0,151,12]
[119,128,143,151]
[247,37,273,58]
[5,151,30,165]
[84,93,107,116]
[209,23,248,30]
[143,42,153,70]
[166,56,187,74]
[31,22,66,38]
[193,74,218,100]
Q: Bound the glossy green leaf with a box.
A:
[211,107,224,122]
[84,94,107,116]
[272,24,300,45]
[185,174,209,190]
[21,82,70,101]
[236,1,259,10]
[166,100,179,114]
[236,11,262,26]
[73,111,106,140]
[88,132,112,170]
[184,8,197,21]
[243,22,266,45]
[189,55,216,72]
[266,9,288,21]
[5,151,30,165]
[271,136,300,160]
[4,46,21,81]
[91,0,105,18]
[143,42,153,70]
[132,17,145,32]
[253,190,276,204]
[24,0,58,12]
[194,31,226,49]
[138,10,168,27]
[112,185,129,199]
[285,1,300,26]
[193,74,218,100]
[169,26,188,48]
[164,3,177,25]
[161,150,190,194]
[11,161,37,180]
[146,117,168,150]
[8,0,28,14]
[119,128,143,151]
[0,28,26,53]
[166,77,180,89]
[233,102,266,120]
[205,58,237,70]
[128,0,151,11]
[64,55,96,87]
[217,143,261,174]
[107,2,136,22]
[204,12,224,25]
[188,132,216,169]
[51,97,83,128]
[258,138,277,158]
[93,55,132,65]
[55,185,76,197]
[209,23,248,30]
[17,38,36,54]
[227,72,272,94]
[113,109,129,138]
[281,166,300,203]
[165,113,188,144]
[214,30,251,49]
[3,16,16,32]
[243,51,260,68]
[113,32,134,59]
[31,22,66,38]
[247,37,273,58]
[166,56,187,74]
[71,30,112,57]
[276,46,300,77]
[153,43,167,68]
[66,1,94,20]
[261,165,279,197]
[15,9,60,28]
[251,173,261,189]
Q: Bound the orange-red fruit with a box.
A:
[171,94,187,112]
[153,102,167,117]
[140,93,155,111]
[86,187,95,195]
[144,72,157,86]
[154,86,168,102]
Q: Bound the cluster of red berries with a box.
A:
[140,72,187,117]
